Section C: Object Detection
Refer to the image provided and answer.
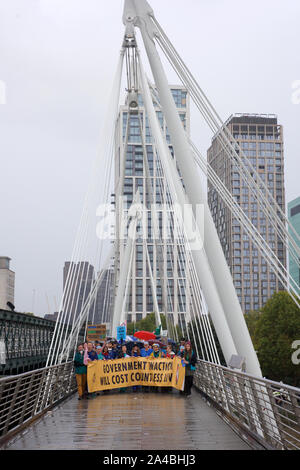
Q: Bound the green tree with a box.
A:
[251,291,300,387]
[244,310,261,340]
[127,313,167,336]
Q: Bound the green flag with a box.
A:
[155,324,161,336]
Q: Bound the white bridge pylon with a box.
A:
[120,0,262,376]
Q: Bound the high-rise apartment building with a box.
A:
[288,197,300,295]
[63,261,95,324]
[94,268,114,324]
[0,257,15,310]
[114,86,190,328]
[208,114,286,313]
[62,263,113,325]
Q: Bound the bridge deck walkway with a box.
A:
[5,389,250,450]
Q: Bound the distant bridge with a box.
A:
[0,310,84,376]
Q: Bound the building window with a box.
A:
[171,89,187,108]
[291,204,300,217]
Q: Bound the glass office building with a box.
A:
[288,197,300,296]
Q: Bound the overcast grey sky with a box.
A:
[0,0,299,317]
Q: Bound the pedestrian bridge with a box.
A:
[1,360,299,450]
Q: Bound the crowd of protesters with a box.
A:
[74,337,197,400]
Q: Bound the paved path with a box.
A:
[6,389,250,450]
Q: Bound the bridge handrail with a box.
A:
[195,359,300,450]
[0,310,85,375]
[197,358,300,394]
[0,361,76,445]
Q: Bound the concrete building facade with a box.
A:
[0,257,15,310]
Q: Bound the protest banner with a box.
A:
[87,356,185,392]
[117,325,126,341]
[86,324,106,342]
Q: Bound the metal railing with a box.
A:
[194,360,300,450]
[0,310,86,375]
[0,362,76,445]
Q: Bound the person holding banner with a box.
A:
[161,344,175,393]
[140,342,153,392]
[106,341,117,359]
[149,343,162,359]
[140,342,153,357]
[83,343,98,398]
[86,342,98,362]
[165,344,175,359]
[149,344,163,393]
[131,344,141,392]
[74,344,87,400]
[177,338,186,356]
[131,344,141,357]
[117,345,130,393]
[111,341,118,359]
[118,344,130,359]
[182,341,197,397]
[96,346,104,360]
[102,345,110,359]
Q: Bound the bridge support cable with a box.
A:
[119,223,136,328]
[111,193,141,337]
[154,144,219,362]
[59,251,113,363]
[189,258,221,364]
[63,49,123,351]
[136,45,239,367]
[154,158,194,345]
[191,143,300,308]
[135,105,171,336]
[151,101,221,363]
[152,15,300,271]
[98,267,113,324]
[144,242,162,329]
[152,140,191,342]
[147,80,300,309]
[147,84,218,358]
[153,141,215,355]
[116,33,171,336]
[47,50,125,367]
[114,30,180,340]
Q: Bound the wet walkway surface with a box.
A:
[6,389,250,450]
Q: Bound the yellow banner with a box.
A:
[87,356,185,392]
